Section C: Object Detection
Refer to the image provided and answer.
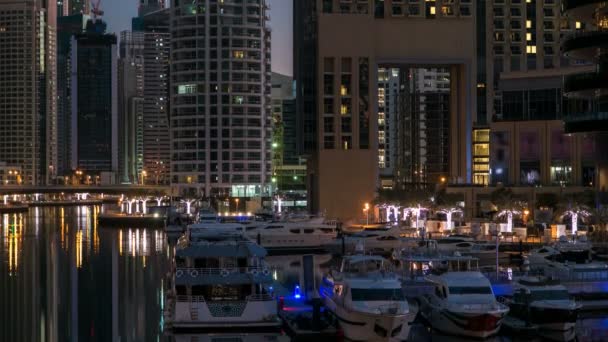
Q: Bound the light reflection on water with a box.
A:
[0,206,607,342]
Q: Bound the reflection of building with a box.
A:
[297,0,476,219]
[170,0,272,198]
[71,20,118,177]
[0,0,57,185]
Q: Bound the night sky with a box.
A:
[103,0,293,76]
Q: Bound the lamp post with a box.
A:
[363,203,370,225]
[140,170,147,185]
[235,198,240,213]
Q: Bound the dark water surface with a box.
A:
[1,206,607,342]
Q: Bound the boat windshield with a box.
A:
[448,286,493,295]
[530,289,570,301]
[351,288,405,301]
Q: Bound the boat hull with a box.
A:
[509,303,578,331]
[325,297,416,341]
[169,299,280,329]
[419,297,506,339]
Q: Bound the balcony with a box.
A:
[564,112,608,133]
[563,70,608,98]
[562,0,607,22]
[562,31,608,62]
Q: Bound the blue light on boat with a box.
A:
[294,285,302,299]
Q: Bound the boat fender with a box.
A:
[251,268,259,276]
[176,270,183,278]
[220,269,230,277]
[190,269,199,277]
[262,268,270,276]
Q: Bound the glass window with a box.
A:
[448,287,493,295]
[350,288,405,301]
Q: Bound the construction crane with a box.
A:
[91,0,104,20]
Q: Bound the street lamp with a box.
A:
[140,170,147,185]
[363,203,370,225]
[235,198,240,212]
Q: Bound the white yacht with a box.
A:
[164,229,280,330]
[321,255,417,341]
[528,236,608,282]
[464,242,509,265]
[502,276,580,340]
[435,236,475,254]
[323,227,412,255]
[244,218,339,251]
[418,271,509,338]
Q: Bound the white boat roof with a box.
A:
[344,255,386,263]
[428,271,491,287]
[346,278,403,289]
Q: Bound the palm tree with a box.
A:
[491,187,526,233]
[434,190,464,231]
[557,192,594,235]
[375,188,432,226]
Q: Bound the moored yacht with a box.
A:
[435,236,475,254]
[164,229,280,330]
[502,276,580,340]
[528,236,608,282]
[244,217,339,251]
[321,255,417,341]
[419,271,509,338]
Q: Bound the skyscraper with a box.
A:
[57,13,88,179]
[120,8,171,185]
[118,30,144,184]
[170,0,272,199]
[58,0,89,16]
[71,20,118,179]
[0,0,57,185]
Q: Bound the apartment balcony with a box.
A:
[562,31,608,62]
[562,0,607,22]
[563,69,608,98]
[564,112,608,133]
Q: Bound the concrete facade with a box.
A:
[306,0,476,220]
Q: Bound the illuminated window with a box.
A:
[340,85,348,96]
[430,6,436,14]
[526,33,532,41]
[341,104,350,115]
[526,20,532,28]
[178,84,196,94]
[575,21,581,29]
[526,45,537,53]
[233,50,244,58]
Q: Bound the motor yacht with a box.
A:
[164,229,280,330]
[323,227,413,255]
[321,254,417,341]
[418,271,509,338]
[435,236,475,254]
[501,276,580,340]
[528,236,608,282]
[244,217,339,252]
[464,242,509,265]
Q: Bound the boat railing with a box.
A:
[448,302,500,311]
[176,295,206,303]
[246,294,274,301]
[176,266,271,278]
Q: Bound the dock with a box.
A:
[0,204,28,213]
[98,213,166,228]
